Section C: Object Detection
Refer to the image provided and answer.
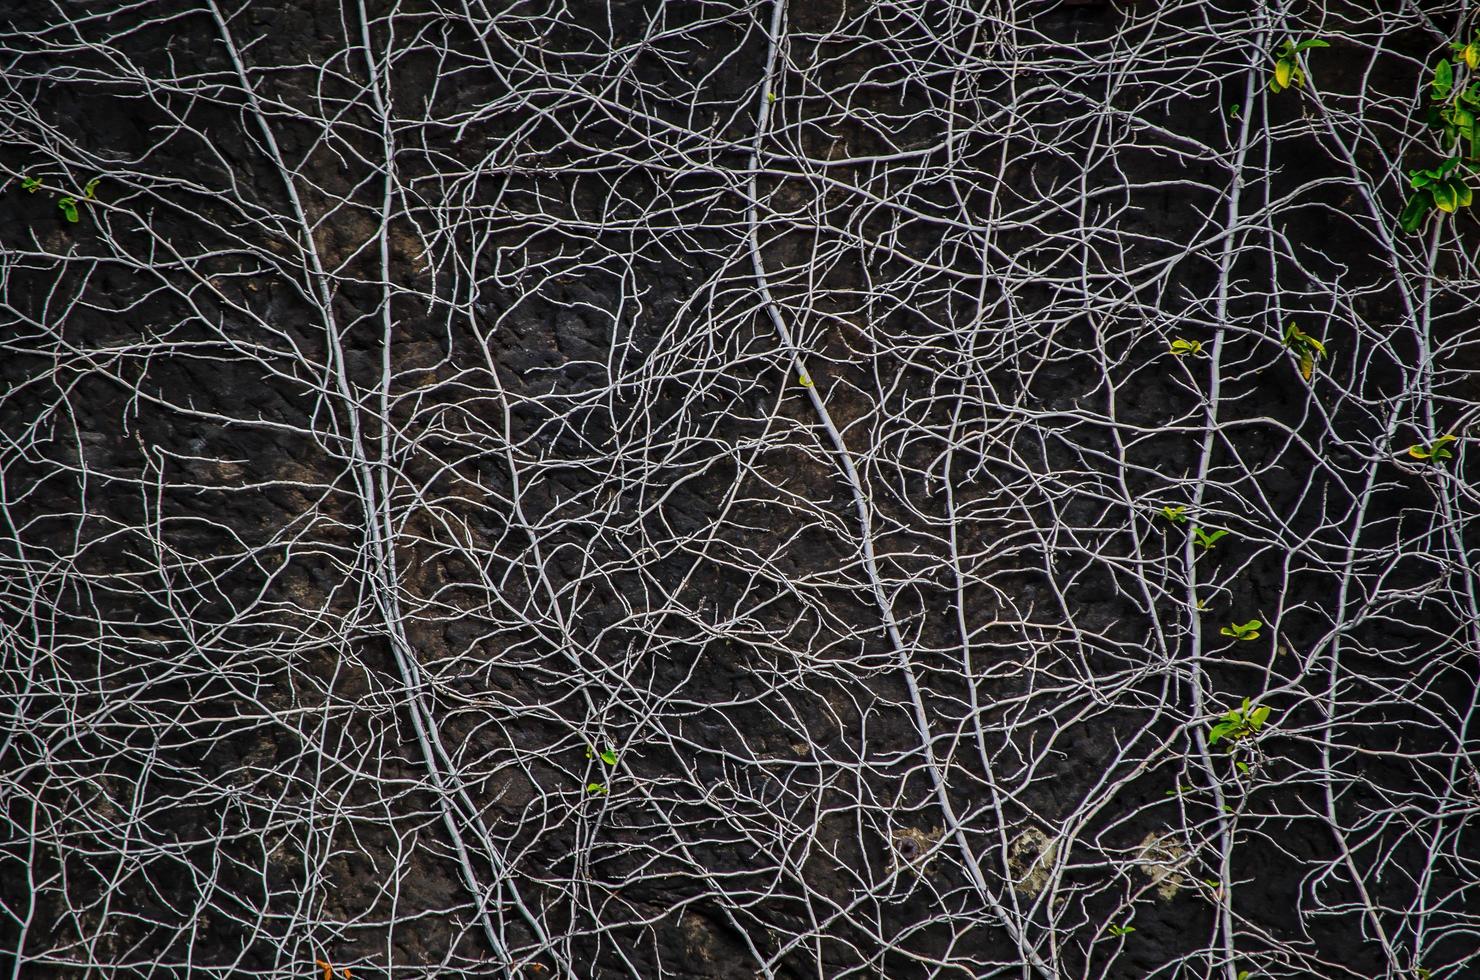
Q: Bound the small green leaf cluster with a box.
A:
[585,742,618,795]
[1154,507,1232,551]
[1269,38,1329,93]
[1403,42,1480,233]
[1192,527,1229,551]
[1401,157,1476,233]
[1429,42,1480,156]
[1407,434,1458,462]
[1105,923,1135,938]
[1219,619,1261,641]
[14,174,99,223]
[1282,322,1326,381]
[1207,698,1272,749]
[1169,338,1203,356]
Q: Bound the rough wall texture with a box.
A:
[1,1,1477,978]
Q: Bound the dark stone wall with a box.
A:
[2,1,1477,978]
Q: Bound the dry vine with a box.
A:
[1,1,1477,978]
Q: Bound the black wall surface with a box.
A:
[2,1,1477,978]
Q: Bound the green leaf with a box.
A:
[83,178,99,200]
[586,782,608,794]
[1160,505,1188,523]
[1399,191,1433,234]
[1457,181,1474,207]
[1236,761,1251,774]
[20,176,41,193]
[58,197,79,223]
[1293,39,1330,53]
[1193,527,1230,550]
[1275,60,1294,90]
[1250,705,1271,728]
[1433,181,1459,212]
[1220,620,1260,640]
[1412,434,1459,461]
[1288,323,1331,375]
[599,747,618,766]
[1434,59,1455,100]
